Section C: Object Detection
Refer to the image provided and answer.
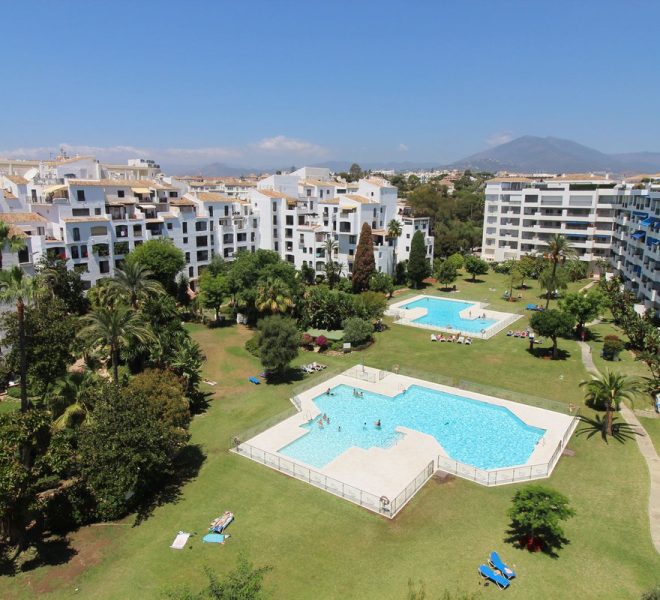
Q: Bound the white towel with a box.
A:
[170,531,190,549]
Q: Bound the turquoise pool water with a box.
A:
[402,296,496,332]
[279,384,545,470]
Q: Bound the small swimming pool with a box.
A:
[402,296,495,333]
[279,384,545,470]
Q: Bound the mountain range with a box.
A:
[166,136,660,177]
[448,136,660,174]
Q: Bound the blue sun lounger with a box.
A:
[203,533,226,544]
[478,564,510,590]
[489,551,516,579]
[248,376,260,384]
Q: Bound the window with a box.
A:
[273,228,278,239]
[118,190,125,198]
[72,227,81,241]
[196,236,208,247]
[307,189,311,197]
[185,252,190,262]
[182,222,188,234]
[195,221,207,232]
[197,250,209,261]
[223,234,233,244]
[133,224,142,236]
[251,232,255,242]
[272,215,278,225]
[167,223,173,230]
[90,226,107,236]
[76,190,86,201]
[224,206,229,216]
[72,208,90,216]
[183,237,188,244]
[189,266,194,277]
[349,235,357,244]
[99,261,110,274]
[237,233,246,242]
[114,242,129,255]
[209,206,213,217]
[71,246,80,259]
[286,215,294,225]
[169,191,178,198]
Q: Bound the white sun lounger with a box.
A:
[170,531,191,549]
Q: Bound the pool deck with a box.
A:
[385,294,521,339]
[241,366,577,511]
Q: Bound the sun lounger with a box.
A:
[431,334,437,341]
[465,337,472,345]
[210,511,234,533]
[526,304,536,310]
[478,564,510,590]
[170,531,191,549]
[248,376,260,384]
[457,336,465,344]
[203,533,226,544]
[506,330,513,336]
[489,551,516,580]
[439,335,446,342]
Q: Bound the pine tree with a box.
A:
[407,230,430,288]
[352,222,375,293]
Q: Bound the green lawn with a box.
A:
[2,276,659,599]
[0,397,19,415]
[639,417,660,455]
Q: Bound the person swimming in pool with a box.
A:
[375,419,381,428]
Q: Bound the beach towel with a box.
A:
[170,531,191,549]
[203,533,226,544]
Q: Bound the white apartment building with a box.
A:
[481,174,616,264]
[0,157,433,290]
[610,179,660,313]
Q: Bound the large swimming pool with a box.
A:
[279,384,545,470]
[402,296,496,332]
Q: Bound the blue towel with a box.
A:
[203,533,226,544]
[248,376,260,384]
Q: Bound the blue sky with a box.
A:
[2,0,659,168]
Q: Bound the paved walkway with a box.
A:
[578,340,660,554]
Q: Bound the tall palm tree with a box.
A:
[49,370,98,430]
[169,337,205,394]
[107,262,164,309]
[0,221,27,270]
[580,371,641,437]
[323,237,339,289]
[78,304,154,385]
[387,219,403,275]
[0,267,37,411]
[542,234,575,309]
[256,277,294,314]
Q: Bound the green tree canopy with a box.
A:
[435,260,458,289]
[352,223,375,293]
[559,289,607,334]
[530,309,575,359]
[446,252,464,270]
[507,485,574,554]
[198,271,228,321]
[407,230,430,288]
[126,239,185,295]
[257,316,299,377]
[463,255,489,282]
[342,317,373,346]
[369,271,394,297]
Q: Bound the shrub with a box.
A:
[603,334,625,360]
[257,316,300,376]
[301,333,313,348]
[446,252,464,270]
[315,335,328,349]
[245,333,260,357]
[353,291,387,320]
[342,317,373,346]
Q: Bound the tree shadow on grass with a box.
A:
[526,347,571,361]
[462,277,486,284]
[133,443,206,526]
[265,366,305,385]
[189,390,214,416]
[0,535,79,576]
[504,526,570,559]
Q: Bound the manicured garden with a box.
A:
[4,287,659,599]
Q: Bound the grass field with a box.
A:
[639,417,660,455]
[2,274,659,599]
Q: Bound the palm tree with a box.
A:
[169,337,205,394]
[387,219,403,274]
[49,370,98,430]
[323,237,339,289]
[256,277,294,314]
[580,371,641,437]
[0,267,37,411]
[78,304,154,385]
[542,234,575,309]
[0,221,27,270]
[108,262,164,309]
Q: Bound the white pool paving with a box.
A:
[233,366,577,517]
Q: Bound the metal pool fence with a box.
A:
[231,441,435,518]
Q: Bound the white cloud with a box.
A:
[486,131,514,147]
[398,143,409,152]
[0,136,327,167]
[252,135,327,156]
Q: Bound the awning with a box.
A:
[631,230,646,240]
[648,237,659,246]
[633,211,649,218]
[44,184,66,194]
[132,187,151,194]
[138,203,156,210]
[641,217,655,227]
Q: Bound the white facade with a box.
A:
[1,159,433,290]
[481,175,616,264]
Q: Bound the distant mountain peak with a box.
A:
[448,136,660,174]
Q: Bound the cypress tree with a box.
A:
[352,222,375,293]
[407,230,430,288]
